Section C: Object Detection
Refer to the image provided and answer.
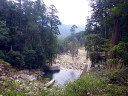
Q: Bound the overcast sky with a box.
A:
[43,0,91,26]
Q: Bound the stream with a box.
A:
[44,70,81,86]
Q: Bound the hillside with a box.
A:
[58,24,85,39]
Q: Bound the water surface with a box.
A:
[44,70,81,86]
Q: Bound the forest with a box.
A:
[59,0,128,69]
[0,0,61,69]
[0,0,128,95]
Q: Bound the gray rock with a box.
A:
[0,68,2,72]
[28,75,36,81]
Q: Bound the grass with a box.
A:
[0,59,10,66]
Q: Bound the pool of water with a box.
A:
[44,70,81,86]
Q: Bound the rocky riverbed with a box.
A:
[54,47,91,72]
[0,62,49,95]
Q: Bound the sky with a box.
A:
[43,0,91,26]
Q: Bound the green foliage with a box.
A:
[63,74,127,96]
[0,50,6,59]
[7,51,25,68]
[85,34,104,66]
[24,50,36,69]
[0,59,10,66]
[3,90,27,96]
[57,39,69,54]
[102,39,111,52]
[64,75,105,96]
[111,42,128,66]
[84,0,128,69]
[0,0,61,69]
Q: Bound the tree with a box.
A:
[84,0,128,69]
[70,25,78,36]
[46,5,61,66]
[69,25,79,59]
[0,0,61,69]
[48,5,61,36]
[85,34,104,67]
[0,21,10,50]
[70,37,79,58]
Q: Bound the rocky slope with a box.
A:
[0,60,48,95]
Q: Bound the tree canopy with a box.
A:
[0,0,61,69]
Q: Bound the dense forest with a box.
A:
[0,0,61,69]
[84,0,128,69]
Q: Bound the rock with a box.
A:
[0,81,3,84]
[28,75,36,81]
[69,66,72,69]
[19,74,28,79]
[83,63,86,65]
[81,67,84,70]
[43,87,47,90]
[13,75,18,79]
[0,72,2,76]
[0,68,2,72]
[56,60,60,63]
[0,76,6,80]
[15,79,21,83]
[95,65,98,67]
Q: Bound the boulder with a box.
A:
[28,75,36,81]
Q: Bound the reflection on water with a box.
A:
[44,70,80,86]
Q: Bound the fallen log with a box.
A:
[45,79,55,88]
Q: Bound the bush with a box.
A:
[111,42,128,67]
[0,50,6,59]
[24,50,36,69]
[0,59,10,66]
[7,51,25,69]
[63,74,127,96]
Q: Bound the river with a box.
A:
[44,69,81,86]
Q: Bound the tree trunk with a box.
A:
[105,23,108,39]
[10,45,13,51]
[105,22,108,65]
[110,16,120,69]
[50,54,52,66]
[25,39,27,47]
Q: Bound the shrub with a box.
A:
[0,59,10,66]
[111,42,128,67]
[63,74,127,96]
[24,50,36,69]
[0,50,6,59]
[7,51,25,69]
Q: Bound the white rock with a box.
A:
[15,79,20,83]
[28,75,36,81]
[0,68,2,72]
